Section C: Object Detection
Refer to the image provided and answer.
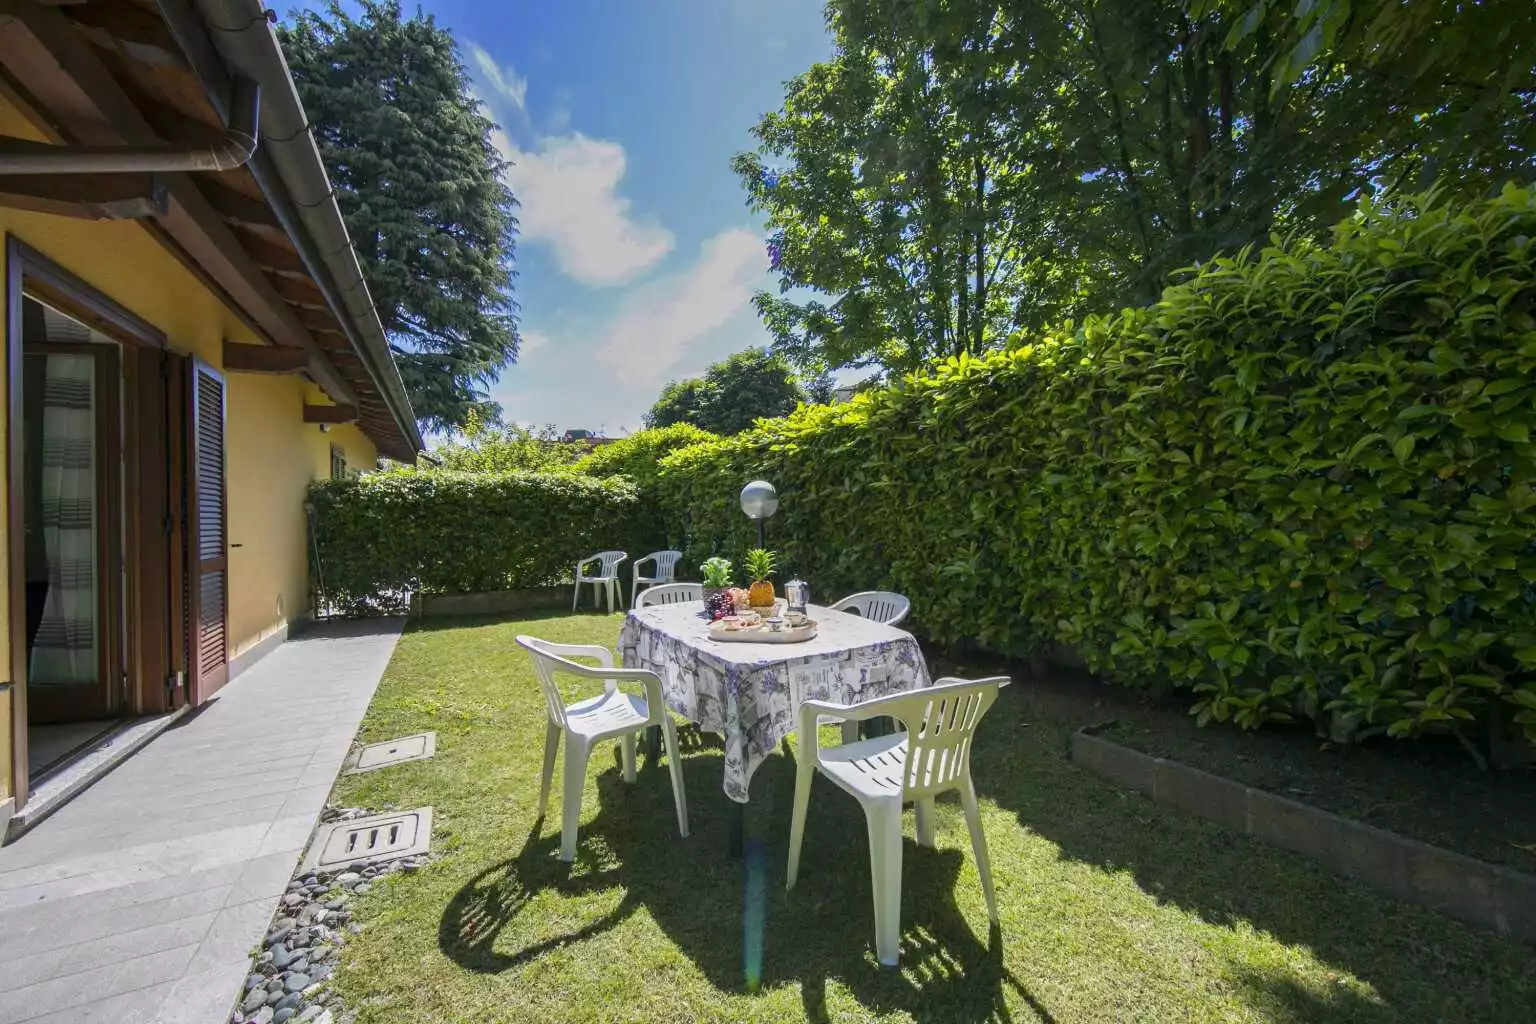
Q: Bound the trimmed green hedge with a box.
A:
[309,470,646,608]
[655,187,1536,746]
[573,423,717,487]
[571,424,718,552]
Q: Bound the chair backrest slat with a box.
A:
[636,582,703,607]
[871,676,1006,798]
[595,550,627,575]
[651,550,682,577]
[830,590,911,627]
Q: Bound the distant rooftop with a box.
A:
[561,429,617,447]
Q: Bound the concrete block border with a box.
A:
[1070,725,1536,944]
[412,586,569,618]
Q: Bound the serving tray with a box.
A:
[707,619,818,644]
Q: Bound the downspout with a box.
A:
[0,77,260,174]
[174,0,424,457]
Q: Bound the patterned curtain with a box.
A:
[29,349,98,686]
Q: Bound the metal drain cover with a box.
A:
[348,732,437,774]
[302,807,433,871]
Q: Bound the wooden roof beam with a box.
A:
[0,169,168,219]
[0,0,355,407]
[270,272,327,309]
[197,178,282,231]
[66,0,186,69]
[233,230,306,274]
[223,340,308,374]
[303,402,357,425]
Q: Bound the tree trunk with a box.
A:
[931,240,951,362]
[973,153,987,355]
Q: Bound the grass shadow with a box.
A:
[404,606,606,635]
[347,613,1536,1022]
[438,748,1050,1022]
[969,683,1536,1023]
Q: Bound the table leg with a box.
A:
[728,800,744,858]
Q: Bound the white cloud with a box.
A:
[467,43,527,113]
[517,329,550,359]
[494,130,675,287]
[596,228,766,385]
[469,38,672,288]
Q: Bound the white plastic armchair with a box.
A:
[826,591,915,741]
[830,591,911,627]
[516,635,688,862]
[635,582,703,608]
[786,676,1009,966]
[631,550,683,607]
[573,550,628,613]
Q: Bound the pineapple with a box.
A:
[745,549,778,607]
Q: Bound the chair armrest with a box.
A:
[794,699,873,766]
[632,555,656,574]
[793,698,871,759]
[794,684,950,748]
[575,555,599,573]
[531,641,615,668]
[605,667,666,718]
[797,697,893,726]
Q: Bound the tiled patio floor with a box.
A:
[0,620,404,1024]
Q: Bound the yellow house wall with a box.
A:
[225,374,375,660]
[0,98,379,801]
[0,690,9,803]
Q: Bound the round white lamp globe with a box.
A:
[739,480,779,520]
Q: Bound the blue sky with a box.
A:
[391,0,832,434]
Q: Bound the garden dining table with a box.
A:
[619,600,932,852]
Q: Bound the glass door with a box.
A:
[22,298,122,724]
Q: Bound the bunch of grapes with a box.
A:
[705,590,735,621]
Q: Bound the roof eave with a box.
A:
[161,0,423,460]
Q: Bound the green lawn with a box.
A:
[328,612,1536,1023]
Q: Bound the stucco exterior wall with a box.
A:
[225,373,375,661]
[0,96,379,800]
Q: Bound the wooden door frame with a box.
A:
[6,236,165,810]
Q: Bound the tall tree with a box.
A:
[645,349,807,435]
[430,412,586,474]
[738,0,1536,379]
[280,0,520,433]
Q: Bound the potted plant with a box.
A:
[701,557,735,604]
[745,548,778,608]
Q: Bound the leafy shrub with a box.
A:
[309,469,645,607]
[655,186,1536,747]
[573,423,717,484]
[431,411,586,473]
[572,425,716,547]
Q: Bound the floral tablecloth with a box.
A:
[618,602,932,802]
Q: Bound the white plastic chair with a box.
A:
[631,550,683,607]
[827,592,914,743]
[516,635,689,862]
[830,591,911,627]
[635,582,703,608]
[786,676,1009,966]
[573,550,627,612]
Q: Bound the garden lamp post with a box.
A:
[740,479,778,548]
